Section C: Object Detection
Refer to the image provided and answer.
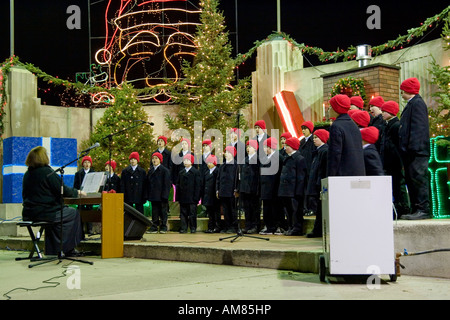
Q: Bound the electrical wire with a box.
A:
[402,248,450,257]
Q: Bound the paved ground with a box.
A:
[1,250,450,302]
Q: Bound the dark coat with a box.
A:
[398,94,430,156]
[363,144,384,176]
[252,133,270,159]
[154,147,173,180]
[327,113,365,176]
[228,141,247,165]
[278,151,307,198]
[201,167,219,206]
[216,161,238,198]
[259,151,282,200]
[103,173,121,192]
[73,168,95,190]
[306,144,328,195]
[171,151,198,187]
[238,154,259,195]
[176,166,201,204]
[380,117,403,172]
[147,165,171,202]
[120,165,147,204]
[22,165,78,221]
[299,136,315,172]
[369,114,385,152]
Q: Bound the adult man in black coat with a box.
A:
[278,137,307,236]
[398,78,430,219]
[237,140,261,234]
[121,152,147,214]
[147,152,171,233]
[259,137,284,235]
[327,94,366,177]
[380,101,410,218]
[176,154,202,233]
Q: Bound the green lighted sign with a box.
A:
[429,136,450,218]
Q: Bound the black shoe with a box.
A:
[400,211,431,220]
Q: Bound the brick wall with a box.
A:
[322,63,400,111]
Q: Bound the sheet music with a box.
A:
[81,172,107,193]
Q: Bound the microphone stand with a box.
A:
[218,111,269,243]
[30,151,94,268]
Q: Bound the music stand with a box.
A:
[30,152,94,268]
[218,111,269,243]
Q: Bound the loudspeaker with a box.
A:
[123,203,152,240]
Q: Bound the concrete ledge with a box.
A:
[394,220,450,279]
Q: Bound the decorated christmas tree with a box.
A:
[81,83,157,173]
[165,0,252,150]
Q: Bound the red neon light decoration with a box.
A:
[273,91,305,138]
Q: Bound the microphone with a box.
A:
[81,142,100,153]
[215,109,234,116]
[134,120,155,126]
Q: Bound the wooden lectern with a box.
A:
[65,193,124,258]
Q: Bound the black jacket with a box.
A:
[201,167,219,206]
[22,165,78,221]
[120,165,147,204]
[104,173,121,192]
[147,165,171,202]
[327,113,365,176]
[306,144,328,195]
[259,151,282,200]
[216,161,238,198]
[380,117,403,172]
[154,148,173,181]
[238,154,259,195]
[176,166,201,204]
[278,151,307,198]
[363,144,384,176]
[399,94,430,156]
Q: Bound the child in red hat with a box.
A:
[202,155,222,233]
[146,152,171,233]
[74,155,96,236]
[299,121,315,215]
[398,78,430,219]
[154,135,173,182]
[279,132,292,158]
[305,129,329,238]
[216,146,238,233]
[380,101,410,219]
[278,137,307,236]
[175,154,201,233]
[361,127,384,176]
[104,160,120,192]
[120,152,147,214]
[253,120,270,158]
[237,140,261,234]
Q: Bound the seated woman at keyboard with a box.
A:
[22,146,87,256]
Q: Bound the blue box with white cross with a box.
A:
[2,137,78,203]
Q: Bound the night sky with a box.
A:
[0,0,447,83]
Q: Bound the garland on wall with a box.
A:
[0,6,449,140]
[330,76,367,102]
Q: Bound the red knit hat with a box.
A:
[313,129,330,143]
[350,96,364,109]
[157,136,167,145]
[263,137,278,149]
[301,121,314,133]
[381,101,399,115]
[254,120,266,130]
[400,77,420,94]
[246,139,259,150]
[225,145,237,157]
[330,94,351,114]
[82,156,92,165]
[280,132,292,140]
[152,152,163,163]
[285,137,300,150]
[205,154,217,166]
[129,152,140,162]
[369,96,385,108]
[361,126,379,144]
[183,154,194,164]
[230,128,242,137]
[202,139,212,146]
[105,160,116,171]
[350,110,370,127]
